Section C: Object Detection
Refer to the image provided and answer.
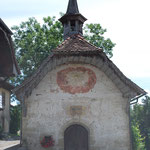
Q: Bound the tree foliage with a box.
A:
[12,17,63,79]
[131,123,145,150]
[10,105,21,135]
[131,105,146,150]
[84,24,115,58]
[131,96,150,150]
[11,16,115,84]
[142,96,150,149]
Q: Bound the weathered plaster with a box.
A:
[22,64,131,150]
[57,66,96,94]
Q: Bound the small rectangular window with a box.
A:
[71,20,75,31]
[0,92,5,110]
[0,94,2,109]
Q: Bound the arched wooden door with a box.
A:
[64,124,88,150]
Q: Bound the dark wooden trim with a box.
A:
[64,124,88,150]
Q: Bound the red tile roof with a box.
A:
[53,34,102,54]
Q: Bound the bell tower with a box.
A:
[59,0,87,39]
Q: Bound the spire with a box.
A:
[59,0,87,40]
[66,0,79,14]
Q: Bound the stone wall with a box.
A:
[22,63,131,150]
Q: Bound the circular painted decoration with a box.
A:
[57,67,96,94]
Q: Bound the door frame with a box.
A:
[64,124,89,150]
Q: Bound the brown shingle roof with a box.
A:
[53,34,102,54]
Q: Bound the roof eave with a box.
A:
[0,18,13,35]
[59,14,87,23]
[0,24,20,77]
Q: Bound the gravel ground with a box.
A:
[0,140,20,150]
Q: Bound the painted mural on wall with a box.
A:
[57,66,96,94]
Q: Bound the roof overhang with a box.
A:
[59,14,87,24]
[0,19,20,77]
[0,18,13,35]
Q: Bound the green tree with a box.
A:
[130,96,150,150]
[84,24,115,58]
[130,104,145,150]
[12,17,63,80]
[10,105,21,135]
[131,104,146,150]
[142,96,150,149]
[131,123,145,150]
[11,16,115,84]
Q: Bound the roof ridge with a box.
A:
[57,36,71,48]
[53,34,102,53]
[0,18,13,35]
[77,35,102,51]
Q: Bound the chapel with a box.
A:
[14,0,146,150]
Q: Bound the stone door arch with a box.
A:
[64,124,88,150]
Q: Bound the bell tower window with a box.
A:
[71,20,75,31]
[59,0,87,39]
[64,22,68,28]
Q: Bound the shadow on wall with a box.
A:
[4,144,20,150]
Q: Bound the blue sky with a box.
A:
[1,0,150,94]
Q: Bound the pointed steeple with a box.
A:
[66,0,79,14]
[59,0,87,39]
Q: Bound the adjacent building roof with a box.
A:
[0,18,20,77]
